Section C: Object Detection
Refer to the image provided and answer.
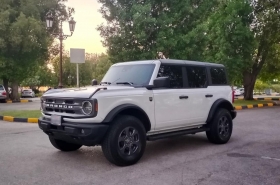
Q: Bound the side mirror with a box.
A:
[92,79,98,86]
[153,77,170,88]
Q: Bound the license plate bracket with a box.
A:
[51,115,62,126]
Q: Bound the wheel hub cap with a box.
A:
[118,127,140,156]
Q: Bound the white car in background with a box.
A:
[21,89,35,98]
[0,85,7,103]
[234,88,244,96]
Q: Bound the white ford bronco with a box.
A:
[39,59,237,166]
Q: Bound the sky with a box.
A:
[62,0,106,54]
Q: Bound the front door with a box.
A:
[153,64,192,131]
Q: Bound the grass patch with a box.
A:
[0,110,41,118]
[233,100,273,106]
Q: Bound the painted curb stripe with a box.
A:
[4,100,33,103]
[234,106,242,110]
[236,97,280,101]
[27,118,38,123]
[0,116,38,123]
[3,116,14,122]
[14,118,28,122]
[234,103,276,110]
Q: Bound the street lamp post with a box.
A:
[46,12,76,88]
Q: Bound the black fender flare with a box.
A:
[102,104,151,127]
[206,99,236,123]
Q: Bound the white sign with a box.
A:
[70,48,85,63]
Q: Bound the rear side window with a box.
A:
[186,66,207,88]
[157,65,183,88]
[210,68,227,85]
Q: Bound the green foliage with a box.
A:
[203,1,255,83]
[98,0,280,100]
[254,80,269,92]
[0,0,73,100]
[93,54,112,82]
[50,53,111,87]
[271,84,280,93]
[21,64,55,88]
[98,0,219,63]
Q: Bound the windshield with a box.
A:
[101,64,155,86]
[0,85,4,90]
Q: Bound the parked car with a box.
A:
[234,88,244,96]
[39,59,236,166]
[21,89,35,98]
[0,84,7,103]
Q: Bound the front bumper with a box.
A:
[38,117,109,146]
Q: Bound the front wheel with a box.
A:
[102,115,146,166]
[49,137,82,151]
[206,108,233,144]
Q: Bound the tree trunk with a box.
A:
[243,72,257,100]
[2,77,9,100]
[11,81,20,102]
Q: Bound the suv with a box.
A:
[38,59,236,166]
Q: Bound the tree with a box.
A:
[51,53,99,87]
[98,0,280,100]
[0,0,72,101]
[93,54,112,82]
[21,64,56,90]
[204,0,280,100]
[98,0,219,63]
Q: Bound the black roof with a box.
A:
[159,59,224,67]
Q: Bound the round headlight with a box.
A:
[81,101,93,115]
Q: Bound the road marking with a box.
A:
[261,156,280,161]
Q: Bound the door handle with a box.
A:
[205,94,213,98]
[179,95,188,99]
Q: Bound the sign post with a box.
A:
[70,48,85,88]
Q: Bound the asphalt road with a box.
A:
[0,98,40,111]
[0,107,280,185]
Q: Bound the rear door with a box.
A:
[182,65,213,124]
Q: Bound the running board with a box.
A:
[147,127,209,141]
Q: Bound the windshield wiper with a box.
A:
[116,82,134,86]
[100,82,111,85]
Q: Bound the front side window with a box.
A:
[101,64,155,86]
[157,65,183,88]
[186,66,207,88]
[210,67,227,85]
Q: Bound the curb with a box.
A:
[234,103,276,110]
[235,97,280,101]
[4,100,33,103]
[0,115,38,123]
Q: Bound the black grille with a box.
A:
[42,98,82,115]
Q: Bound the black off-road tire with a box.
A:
[49,137,82,151]
[102,115,146,166]
[206,108,233,144]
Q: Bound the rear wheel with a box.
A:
[102,115,146,166]
[49,137,82,151]
[206,108,233,144]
